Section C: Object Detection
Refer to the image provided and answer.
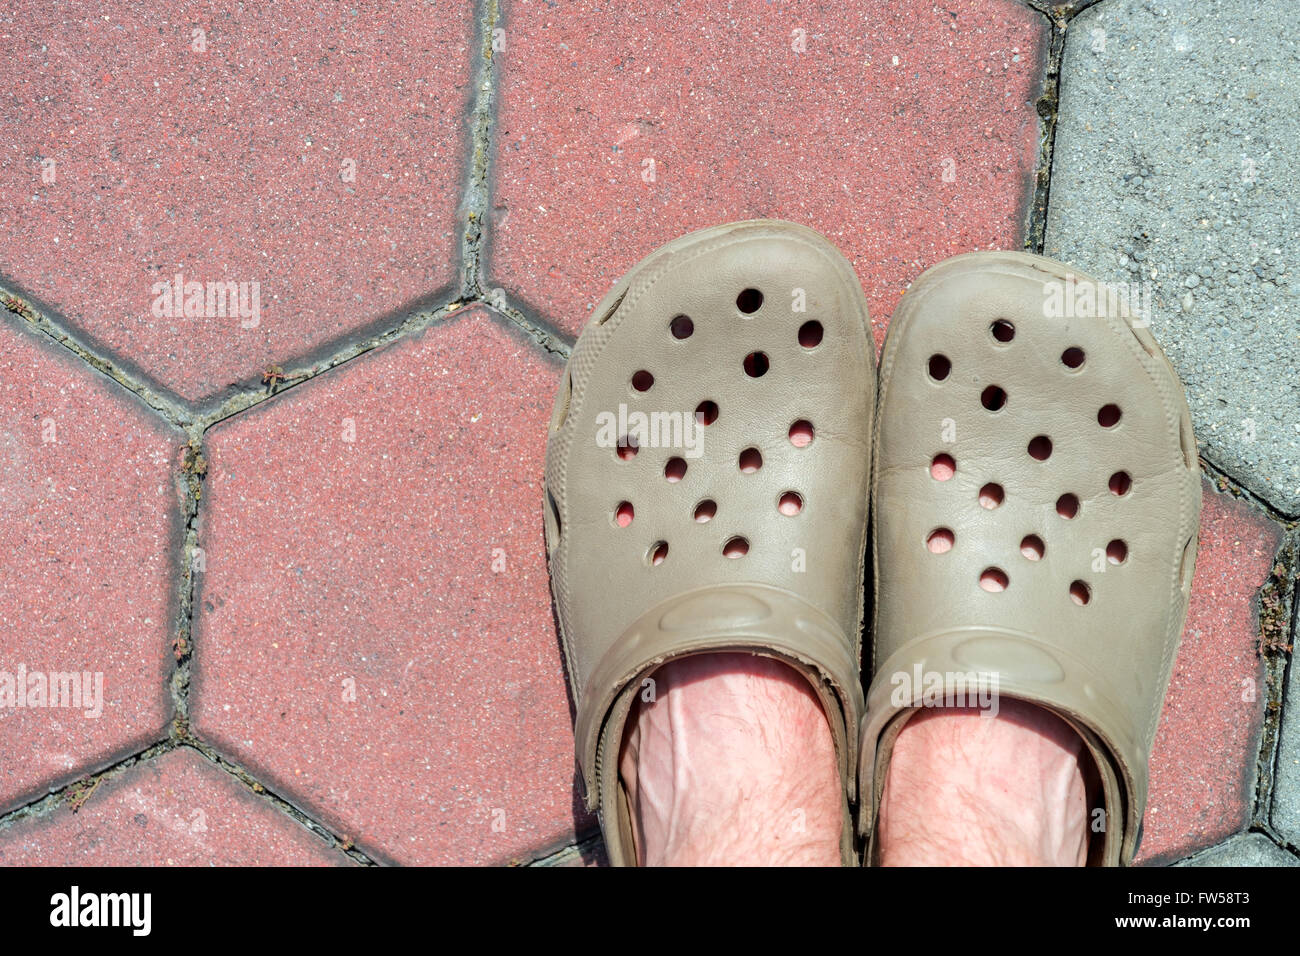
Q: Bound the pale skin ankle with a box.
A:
[618,653,843,866]
[876,698,1091,866]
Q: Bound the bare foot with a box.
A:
[618,653,843,866]
[877,698,1091,866]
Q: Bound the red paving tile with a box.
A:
[489,0,1045,340]
[191,306,588,865]
[0,315,184,815]
[0,747,350,865]
[0,2,475,404]
[1138,481,1281,865]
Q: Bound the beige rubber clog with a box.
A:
[544,220,876,865]
[860,251,1202,865]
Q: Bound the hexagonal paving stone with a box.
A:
[489,0,1046,340]
[1272,609,1300,847]
[0,315,184,814]
[0,1,476,404]
[531,837,607,868]
[1138,482,1282,865]
[192,306,588,864]
[0,747,350,865]
[1175,832,1297,868]
[1046,0,1300,512]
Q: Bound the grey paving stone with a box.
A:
[1175,832,1297,867]
[528,837,607,867]
[1275,660,1300,846]
[1045,0,1300,513]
